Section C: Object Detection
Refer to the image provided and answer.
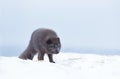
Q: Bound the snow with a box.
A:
[0,52,120,79]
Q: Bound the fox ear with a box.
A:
[56,37,60,43]
[46,39,52,44]
[57,38,60,41]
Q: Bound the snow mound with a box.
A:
[0,52,120,79]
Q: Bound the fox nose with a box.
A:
[56,51,59,54]
[54,49,59,54]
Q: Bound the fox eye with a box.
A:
[46,39,52,44]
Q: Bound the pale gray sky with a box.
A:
[0,0,120,51]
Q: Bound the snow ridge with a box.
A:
[0,52,120,79]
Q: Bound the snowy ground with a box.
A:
[0,52,120,79]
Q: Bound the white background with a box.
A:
[0,0,120,53]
